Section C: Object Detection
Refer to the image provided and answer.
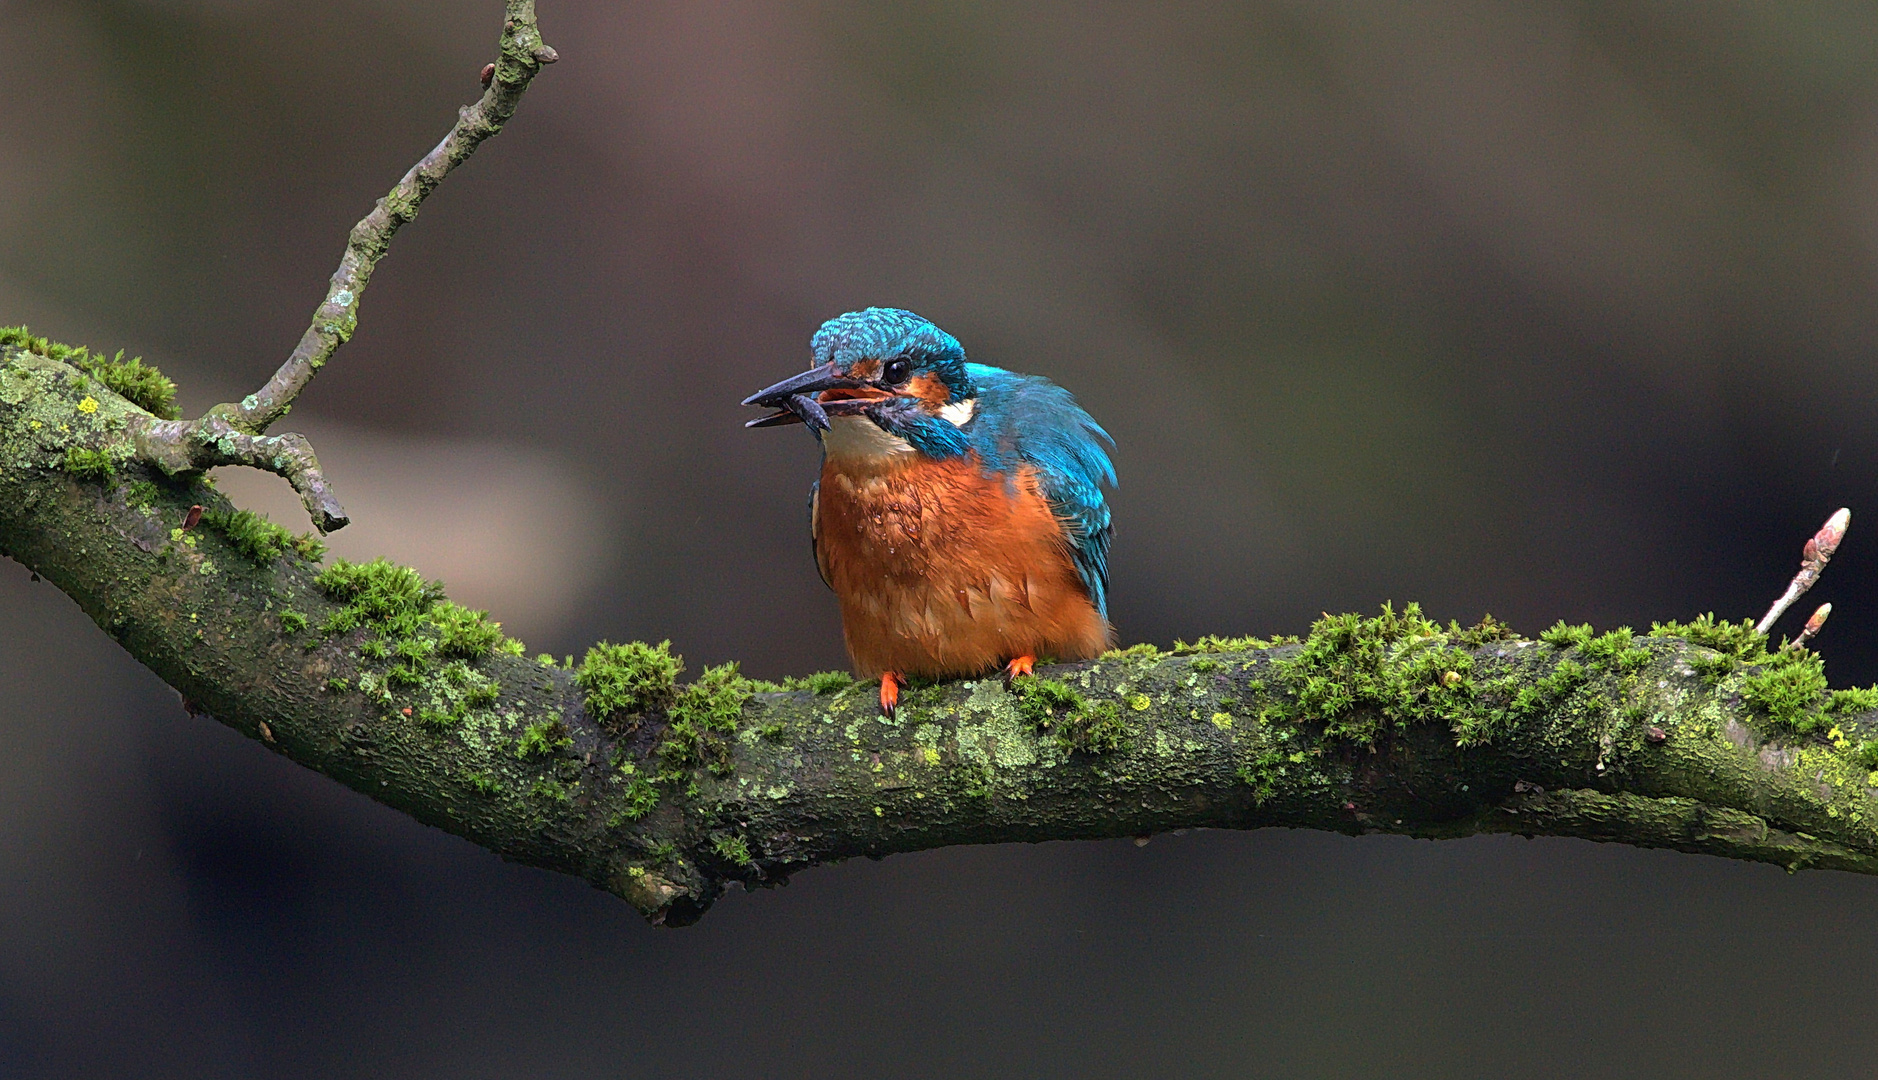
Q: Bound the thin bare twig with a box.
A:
[123,2,557,532]
[1755,508,1850,636]
[237,0,557,437]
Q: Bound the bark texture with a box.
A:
[6,340,1878,925]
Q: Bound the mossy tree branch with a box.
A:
[5,343,1878,925]
[11,2,1878,927]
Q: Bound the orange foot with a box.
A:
[1002,655,1036,688]
[878,671,904,718]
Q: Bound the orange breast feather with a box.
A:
[813,453,1113,678]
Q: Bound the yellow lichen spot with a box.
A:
[873,805,884,817]
[1211,712,1234,730]
[922,746,941,765]
[76,396,98,414]
[1127,693,1151,712]
[627,865,646,880]
[1829,725,1850,749]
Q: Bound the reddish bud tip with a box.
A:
[1646,726,1667,744]
[182,504,203,531]
[480,63,496,89]
[1817,508,1851,558]
[1805,603,1832,634]
[401,707,413,716]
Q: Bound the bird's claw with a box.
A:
[1002,655,1036,689]
[878,672,903,719]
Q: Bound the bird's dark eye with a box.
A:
[882,358,912,385]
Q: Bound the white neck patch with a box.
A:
[822,415,917,464]
[938,397,977,427]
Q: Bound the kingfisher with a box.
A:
[742,307,1116,717]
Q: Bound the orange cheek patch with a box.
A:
[905,372,950,408]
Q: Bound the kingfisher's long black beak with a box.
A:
[741,362,877,431]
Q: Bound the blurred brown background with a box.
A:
[7,0,1878,1074]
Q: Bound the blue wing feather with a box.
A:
[962,363,1116,616]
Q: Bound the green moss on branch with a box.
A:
[0,326,179,419]
[1273,602,1476,746]
[62,446,118,480]
[576,640,681,728]
[200,506,325,564]
[1011,674,1130,753]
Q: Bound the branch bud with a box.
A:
[1816,508,1851,561]
[1804,603,1832,636]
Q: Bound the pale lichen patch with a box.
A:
[954,683,1047,771]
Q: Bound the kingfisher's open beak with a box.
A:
[741,362,891,431]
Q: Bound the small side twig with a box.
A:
[123,1,557,532]
[1756,508,1850,636]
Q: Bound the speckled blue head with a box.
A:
[810,308,974,402]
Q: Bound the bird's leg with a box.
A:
[1002,655,1036,688]
[878,672,904,718]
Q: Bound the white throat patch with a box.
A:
[821,397,977,466]
[822,415,917,464]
